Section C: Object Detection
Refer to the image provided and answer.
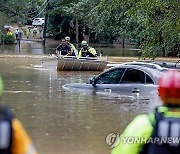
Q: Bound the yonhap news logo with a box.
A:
[106,132,180,148]
[105,132,120,148]
[122,137,180,146]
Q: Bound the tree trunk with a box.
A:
[76,20,78,46]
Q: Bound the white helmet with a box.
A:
[65,36,70,41]
[81,40,88,46]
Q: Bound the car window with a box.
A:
[146,74,154,84]
[96,68,125,84]
[121,68,145,83]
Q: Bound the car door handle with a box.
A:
[132,88,139,93]
[104,88,112,92]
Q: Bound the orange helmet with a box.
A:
[158,70,180,105]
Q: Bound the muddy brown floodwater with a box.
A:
[0,55,164,154]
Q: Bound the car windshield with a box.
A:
[96,68,125,84]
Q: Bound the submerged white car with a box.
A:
[63,64,167,97]
[32,18,45,26]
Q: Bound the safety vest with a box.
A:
[79,47,97,57]
[141,107,180,154]
[0,105,13,154]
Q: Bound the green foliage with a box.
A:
[126,0,180,57]
[0,0,179,58]
[48,0,81,32]
[60,0,179,58]
[0,0,44,25]
[61,0,136,43]
[4,34,15,45]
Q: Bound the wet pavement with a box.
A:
[0,54,162,154]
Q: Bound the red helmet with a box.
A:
[158,70,180,105]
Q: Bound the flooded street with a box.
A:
[0,39,139,57]
[0,42,161,154]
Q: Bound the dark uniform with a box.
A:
[56,44,71,56]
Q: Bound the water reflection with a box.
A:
[0,40,45,54]
[0,56,161,153]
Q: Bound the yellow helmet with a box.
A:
[81,40,88,46]
[65,36,70,41]
[0,75,3,97]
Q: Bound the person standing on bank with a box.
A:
[33,26,38,38]
[15,29,19,40]
[0,76,38,154]
[56,38,72,56]
[110,70,180,154]
[65,36,77,56]
[78,41,97,58]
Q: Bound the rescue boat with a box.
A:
[41,55,108,71]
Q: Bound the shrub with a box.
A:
[4,34,15,44]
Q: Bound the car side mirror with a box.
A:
[90,78,96,86]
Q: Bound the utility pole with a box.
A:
[42,0,49,46]
[75,20,79,47]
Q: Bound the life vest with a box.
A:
[0,105,13,154]
[80,47,96,57]
[141,107,180,154]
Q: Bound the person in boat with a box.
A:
[78,40,97,58]
[56,38,72,56]
[0,75,38,154]
[110,69,180,154]
[65,36,77,56]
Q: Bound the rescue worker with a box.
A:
[111,69,180,154]
[78,40,97,57]
[65,36,77,56]
[0,75,37,154]
[56,38,72,56]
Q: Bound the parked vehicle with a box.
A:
[108,61,180,70]
[32,18,45,26]
[124,61,180,70]
[63,64,166,97]
[152,61,180,69]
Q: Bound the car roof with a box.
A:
[123,61,164,70]
[124,61,180,70]
[152,61,180,69]
[102,64,164,84]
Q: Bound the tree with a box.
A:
[61,0,136,43]
[60,0,179,58]
[126,0,180,58]
[0,0,45,27]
